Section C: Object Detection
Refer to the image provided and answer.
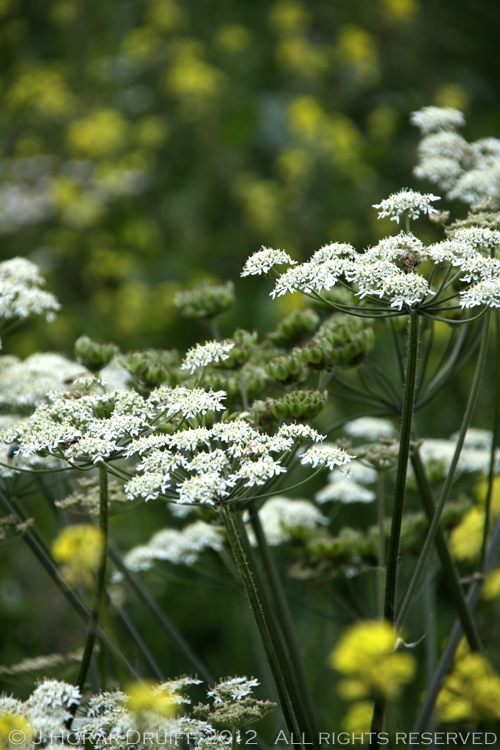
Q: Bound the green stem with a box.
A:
[480,311,500,572]
[109,542,214,684]
[220,504,302,745]
[248,506,320,748]
[410,450,483,652]
[413,512,500,733]
[396,312,491,629]
[68,463,109,724]
[370,313,420,745]
[0,492,139,681]
[377,471,386,620]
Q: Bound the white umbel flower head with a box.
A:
[181,340,234,373]
[373,189,441,223]
[316,479,376,504]
[300,444,353,470]
[247,496,328,546]
[208,677,260,703]
[0,257,60,321]
[344,417,396,441]
[241,247,296,276]
[410,107,466,135]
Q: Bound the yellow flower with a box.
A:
[52,524,104,587]
[127,682,176,718]
[342,701,374,736]
[215,24,251,55]
[450,506,485,563]
[380,0,419,22]
[269,0,310,35]
[329,620,415,699]
[0,714,33,750]
[482,569,500,601]
[67,109,129,158]
[437,651,500,723]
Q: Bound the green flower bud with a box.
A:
[173,280,235,319]
[268,308,320,346]
[120,349,179,388]
[265,351,305,383]
[75,336,118,372]
[271,389,327,421]
[213,329,257,370]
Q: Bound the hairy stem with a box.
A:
[481,311,500,571]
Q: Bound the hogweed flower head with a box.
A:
[372,189,440,224]
[241,247,296,276]
[181,340,234,373]
[0,257,60,323]
[410,106,465,135]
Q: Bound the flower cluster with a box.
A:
[412,106,500,207]
[436,645,500,722]
[181,340,235,373]
[246,496,328,546]
[242,197,500,311]
[0,257,60,324]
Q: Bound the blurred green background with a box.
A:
[2,0,500,357]
[2,0,500,734]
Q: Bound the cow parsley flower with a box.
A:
[300,444,354,470]
[345,417,396,441]
[410,107,465,135]
[0,258,60,322]
[316,479,376,504]
[372,189,440,223]
[247,496,328,546]
[208,677,260,703]
[181,340,234,373]
[235,456,287,487]
[241,247,296,276]
[271,258,344,298]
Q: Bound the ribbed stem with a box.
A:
[377,472,386,619]
[68,463,109,725]
[249,506,320,749]
[370,312,419,745]
[397,311,490,628]
[220,504,303,746]
[481,310,500,571]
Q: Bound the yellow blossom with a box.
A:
[67,109,129,158]
[437,651,500,723]
[0,714,33,750]
[329,620,415,699]
[380,0,419,22]
[52,524,104,587]
[269,0,310,35]
[127,682,176,718]
[215,24,251,55]
[482,569,500,600]
[450,506,485,562]
[342,701,374,737]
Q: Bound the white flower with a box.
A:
[125,472,171,501]
[235,457,286,487]
[241,247,296,276]
[149,385,227,418]
[181,340,234,373]
[414,157,464,191]
[316,479,376,504]
[178,472,232,505]
[410,107,466,135]
[0,258,60,321]
[247,496,328,546]
[300,444,353,470]
[450,428,493,450]
[344,417,396,441]
[373,189,441,223]
[271,258,344,298]
[417,131,470,162]
[460,278,500,308]
[311,243,356,263]
[0,353,86,408]
[208,677,260,703]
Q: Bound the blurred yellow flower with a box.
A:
[0,714,33,750]
[146,0,186,33]
[166,40,225,114]
[6,64,75,118]
[380,0,419,22]
[336,25,379,85]
[329,620,415,699]
[215,24,251,55]
[275,37,329,76]
[482,569,500,600]
[437,650,500,722]
[269,0,310,35]
[342,701,374,736]
[434,83,470,112]
[450,506,485,563]
[67,109,129,158]
[127,681,176,717]
[52,524,104,587]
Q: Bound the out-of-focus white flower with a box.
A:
[247,496,328,546]
[410,107,465,135]
[344,417,396,441]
